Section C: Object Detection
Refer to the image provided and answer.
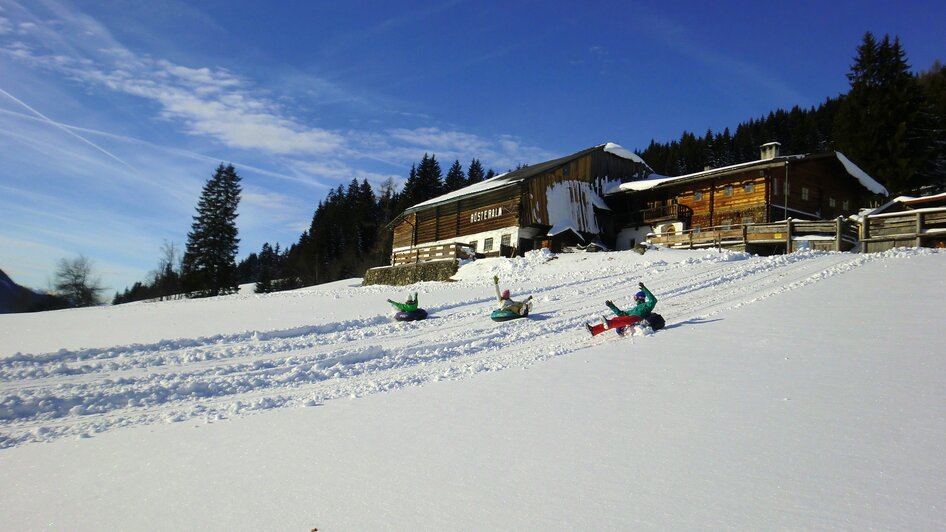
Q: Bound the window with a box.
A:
[724,185,733,197]
[842,200,850,210]
[694,191,703,201]
[801,187,809,200]
[721,219,732,230]
[693,225,701,233]
[742,217,754,225]
[468,241,477,252]
[501,234,511,247]
[829,197,836,208]
[744,182,755,193]
[484,237,494,252]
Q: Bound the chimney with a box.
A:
[760,142,781,160]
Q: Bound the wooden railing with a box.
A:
[391,243,473,266]
[648,218,857,252]
[861,207,946,252]
[639,204,692,224]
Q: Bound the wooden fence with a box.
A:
[391,243,473,266]
[861,208,946,252]
[647,218,858,252]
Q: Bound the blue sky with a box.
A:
[1,0,943,295]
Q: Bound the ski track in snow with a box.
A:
[0,248,931,448]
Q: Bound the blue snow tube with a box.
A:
[490,308,528,322]
[394,308,428,321]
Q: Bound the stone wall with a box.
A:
[362,260,459,286]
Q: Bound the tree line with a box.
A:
[99,32,943,305]
[640,32,945,196]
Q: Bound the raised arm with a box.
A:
[639,282,657,312]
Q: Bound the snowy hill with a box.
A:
[0,268,61,314]
[1,247,944,530]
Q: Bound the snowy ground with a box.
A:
[1,247,944,530]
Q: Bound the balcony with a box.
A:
[640,204,692,224]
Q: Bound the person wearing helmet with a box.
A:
[605,282,657,321]
[493,275,532,315]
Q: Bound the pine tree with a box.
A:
[255,243,275,293]
[467,159,485,185]
[835,33,931,194]
[181,163,242,297]
[397,154,443,211]
[444,160,466,192]
[917,61,946,185]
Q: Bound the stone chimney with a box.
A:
[760,142,781,160]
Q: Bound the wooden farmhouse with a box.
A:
[388,143,653,265]
[607,142,889,253]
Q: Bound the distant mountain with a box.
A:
[0,269,67,314]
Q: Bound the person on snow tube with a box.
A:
[387,293,419,312]
[595,282,664,331]
[493,275,532,316]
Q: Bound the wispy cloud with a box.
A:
[0,0,559,292]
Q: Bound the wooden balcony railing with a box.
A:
[640,204,692,224]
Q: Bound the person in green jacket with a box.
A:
[605,282,657,320]
[387,293,418,312]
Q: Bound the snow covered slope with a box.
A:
[1,247,944,530]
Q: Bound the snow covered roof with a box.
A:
[863,190,946,216]
[834,152,887,195]
[399,142,651,218]
[612,152,888,196]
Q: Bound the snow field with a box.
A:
[0,247,937,449]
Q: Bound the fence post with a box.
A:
[785,218,793,254]
[835,216,843,252]
[861,214,871,253]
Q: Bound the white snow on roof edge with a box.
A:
[610,173,676,194]
[835,152,887,195]
[603,142,647,165]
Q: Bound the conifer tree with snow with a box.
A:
[181,163,242,298]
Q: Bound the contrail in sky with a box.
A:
[0,86,135,170]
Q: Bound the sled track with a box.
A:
[0,251,902,447]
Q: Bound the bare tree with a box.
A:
[53,255,105,307]
[151,240,182,300]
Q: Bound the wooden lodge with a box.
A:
[607,142,888,253]
[388,143,653,265]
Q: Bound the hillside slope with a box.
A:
[0,248,943,530]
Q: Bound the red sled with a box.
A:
[586,315,642,336]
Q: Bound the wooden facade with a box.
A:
[389,144,652,264]
[609,147,887,252]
